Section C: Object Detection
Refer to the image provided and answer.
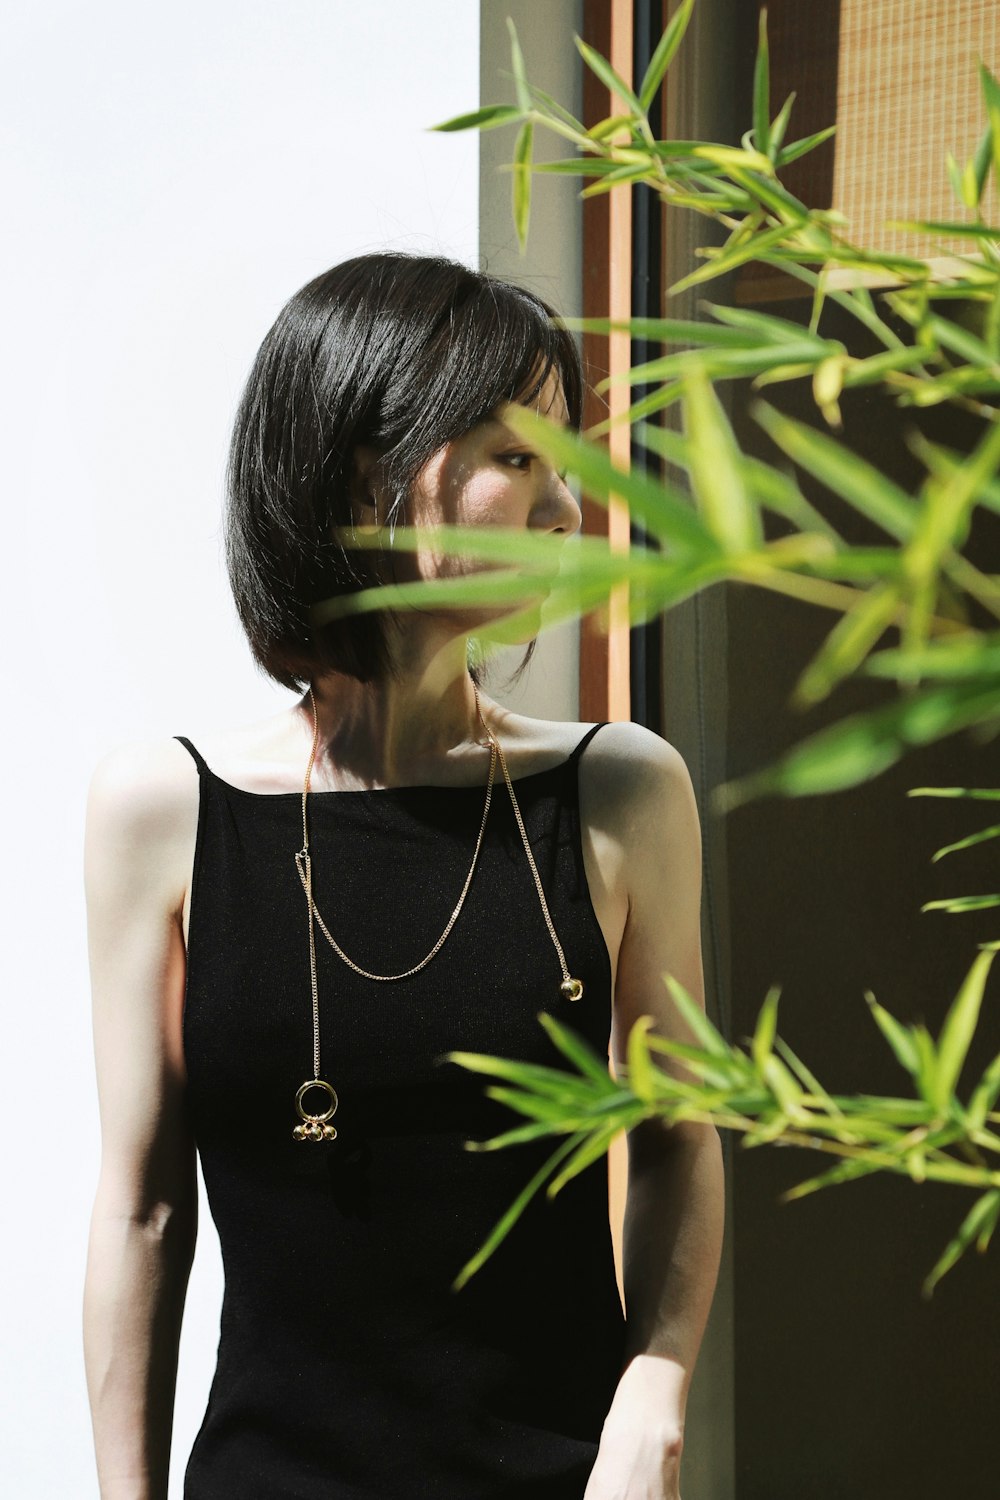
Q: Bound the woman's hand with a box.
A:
[583,1354,686,1500]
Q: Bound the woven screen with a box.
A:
[738,0,999,298]
[834,0,998,258]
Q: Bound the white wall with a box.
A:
[0,3,478,1492]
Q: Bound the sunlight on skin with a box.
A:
[352,365,581,695]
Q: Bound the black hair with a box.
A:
[224,251,584,691]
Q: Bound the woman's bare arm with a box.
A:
[83,741,200,1500]
[582,724,725,1498]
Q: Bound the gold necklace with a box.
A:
[291,676,584,1144]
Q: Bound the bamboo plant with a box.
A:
[315,2,1000,1293]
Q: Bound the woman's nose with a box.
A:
[541,473,583,538]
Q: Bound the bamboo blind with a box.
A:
[739,0,999,299]
[832,0,999,259]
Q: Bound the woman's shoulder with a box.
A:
[84,737,203,930]
[86,735,201,848]
[87,705,295,809]
[513,711,691,790]
[580,717,689,773]
[506,711,694,834]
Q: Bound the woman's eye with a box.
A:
[503,452,532,470]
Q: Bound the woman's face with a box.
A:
[363,365,583,641]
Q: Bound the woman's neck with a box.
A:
[295,633,496,790]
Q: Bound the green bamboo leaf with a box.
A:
[770,91,796,155]
[840,347,931,387]
[611,339,833,387]
[752,361,824,389]
[905,422,1000,589]
[692,144,775,175]
[840,1094,935,1125]
[799,548,903,581]
[753,8,771,156]
[934,947,998,1110]
[483,1085,588,1125]
[649,137,739,159]
[668,222,794,296]
[750,985,781,1075]
[626,1014,659,1103]
[967,1049,1000,1130]
[462,1118,567,1152]
[506,17,533,113]
[574,34,643,116]
[682,367,762,551]
[586,113,640,141]
[639,1035,746,1089]
[313,569,555,624]
[719,680,1000,804]
[579,164,663,198]
[864,991,920,1078]
[923,1188,1000,1297]
[431,104,523,134]
[773,1035,842,1115]
[663,975,732,1059]
[762,1054,804,1114]
[547,1119,627,1197]
[932,824,1000,861]
[726,170,811,224]
[743,1111,790,1147]
[910,786,1000,800]
[973,119,993,203]
[869,642,1000,682]
[915,439,1000,517]
[440,1049,599,1103]
[638,0,695,112]
[512,119,534,251]
[962,157,980,208]
[792,581,902,708]
[979,61,1000,189]
[775,124,836,167]
[922,311,1000,368]
[702,302,832,347]
[782,1155,888,1202]
[921,895,1000,914]
[945,151,966,207]
[826,246,932,276]
[888,219,1000,241]
[752,402,918,541]
[535,1011,619,1092]
[561,314,762,346]
[812,353,845,425]
[337,521,584,567]
[587,381,685,437]
[451,1129,587,1289]
[532,158,632,178]
[976,1194,1000,1254]
[911,1024,941,1111]
[524,81,587,135]
[725,1086,779,1115]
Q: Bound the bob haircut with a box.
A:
[225,251,584,692]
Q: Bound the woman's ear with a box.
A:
[349,444,386,519]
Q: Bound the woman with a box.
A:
[83,252,724,1500]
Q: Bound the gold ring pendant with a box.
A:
[293,1078,339,1141]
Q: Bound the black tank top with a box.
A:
[175,722,627,1499]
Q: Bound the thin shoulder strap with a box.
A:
[174,735,212,777]
[567,721,610,768]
